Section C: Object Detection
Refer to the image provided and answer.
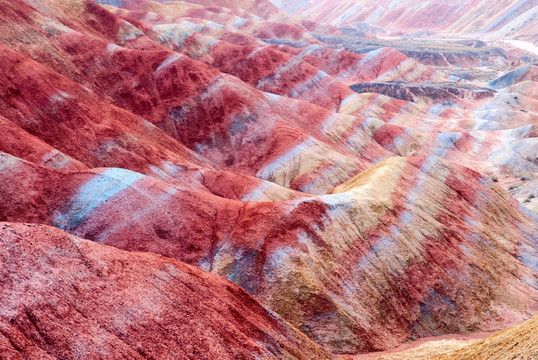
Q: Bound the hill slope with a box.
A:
[0,222,333,360]
[359,315,538,360]
[0,0,536,357]
[273,0,537,41]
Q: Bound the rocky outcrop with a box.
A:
[350,82,496,102]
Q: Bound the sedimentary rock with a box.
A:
[0,0,536,357]
[0,222,333,360]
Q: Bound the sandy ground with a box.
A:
[340,332,494,360]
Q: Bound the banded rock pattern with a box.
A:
[0,0,536,358]
[272,0,537,42]
[0,151,536,353]
[0,222,332,360]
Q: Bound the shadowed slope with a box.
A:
[0,0,536,357]
[0,115,87,171]
[2,0,534,199]
[0,0,384,193]
[102,2,537,198]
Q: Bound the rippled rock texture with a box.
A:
[0,223,332,359]
[0,0,536,357]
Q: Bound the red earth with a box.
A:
[0,0,536,358]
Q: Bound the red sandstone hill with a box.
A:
[0,0,536,358]
[1,150,536,354]
[0,222,332,359]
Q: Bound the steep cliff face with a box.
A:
[0,0,536,358]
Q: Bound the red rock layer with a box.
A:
[0,222,332,360]
[0,0,536,356]
[0,152,536,353]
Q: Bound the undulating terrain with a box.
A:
[0,0,536,358]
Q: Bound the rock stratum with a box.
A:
[0,0,536,358]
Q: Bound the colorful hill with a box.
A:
[274,0,537,42]
[0,0,536,358]
[0,222,332,359]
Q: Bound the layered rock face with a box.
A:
[2,150,537,354]
[0,0,536,358]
